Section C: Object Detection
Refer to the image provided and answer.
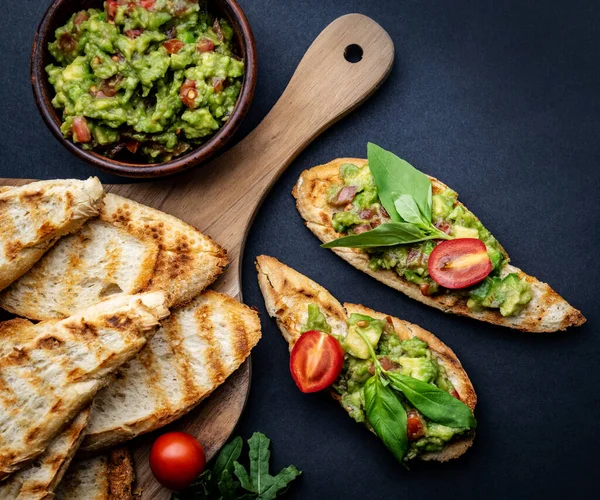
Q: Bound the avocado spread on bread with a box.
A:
[304,305,471,460]
[327,162,532,316]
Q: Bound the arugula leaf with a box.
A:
[386,372,477,429]
[173,433,300,500]
[233,433,301,500]
[214,437,243,481]
[364,375,408,463]
[367,142,433,223]
[322,222,429,248]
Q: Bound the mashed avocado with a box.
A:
[303,305,466,459]
[328,163,532,316]
[46,0,244,162]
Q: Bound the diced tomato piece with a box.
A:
[106,0,119,20]
[125,28,144,38]
[407,410,425,441]
[179,79,198,109]
[163,39,185,54]
[126,140,139,154]
[428,238,493,289]
[74,11,89,26]
[72,117,91,143]
[330,186,357,207]
[213,18,224,41]
[435,220,452,235]
[196,38,215,53]
[211,77,225,93]
[354,224,371,234]
[140,0,155,9]
[58,33,77,53]
[379,356,399,372]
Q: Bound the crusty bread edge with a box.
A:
[80,291,261,454]
[256,255,476,462]
[292,158,585,332]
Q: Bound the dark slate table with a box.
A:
[1,1,598,498]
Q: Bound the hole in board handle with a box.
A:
[344,44,363,63]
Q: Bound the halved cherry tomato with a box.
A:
[290,330,344,393]
[428,238,492,289]
[407,410,425,441]
[150,432,206,491]
[164,39,185,54]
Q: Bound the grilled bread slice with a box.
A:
[0,193,228,320]
[0,178,104,293]
[0,292,168,479]
[54,447,136,500]
[0,409,90,500]
[256,255,476,462]
[293,159,585,332]
[80,290,261,453]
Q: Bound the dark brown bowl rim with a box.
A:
[31,0,257,178]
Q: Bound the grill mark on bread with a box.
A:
[81,291,261,452]
[194,303,226,387]
[167,314,199,404]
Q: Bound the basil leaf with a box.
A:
[393,194,429,226]
[386,372,477,429]
[367,143,433,223]
[321,222,431,248]
[364,375,408,463]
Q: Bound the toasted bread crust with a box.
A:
[0,408,90,500]
[0,292,168,479]
[54,447,135,500]
[1,194,229,321]
[292,159,585,332]
[0,178,104,293]
[256,255,476,462]
[101,194,228,309]
[80,290,261,453]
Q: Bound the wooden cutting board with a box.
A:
[1,14,393,498]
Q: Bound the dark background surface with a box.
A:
[1,1,599,498]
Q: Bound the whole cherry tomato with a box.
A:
[149,432,206,491]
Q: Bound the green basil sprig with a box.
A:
[352,327,476,463]
[323,143,451,249]
[386,372,476,429]
[364,375,408,463]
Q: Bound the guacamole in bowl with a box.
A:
[45,0,245,163]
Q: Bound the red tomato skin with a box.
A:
[197,38,215,53]
[140,0,156,9]
[164,39,185,54]
[290,330,344,393]
[106,0,118,19]
[428,238,493,289]
[407,410,425,441]
[150,432,206,491]
[72,116,91,142]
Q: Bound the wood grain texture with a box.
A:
[1,14,393,498]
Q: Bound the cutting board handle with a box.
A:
[226,13,395,175]
[159,14,394,245]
